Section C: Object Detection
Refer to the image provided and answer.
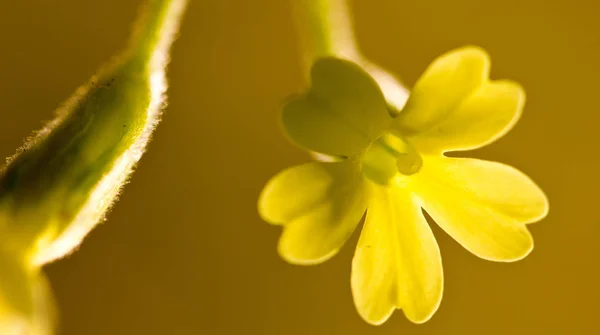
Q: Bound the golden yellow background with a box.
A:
[0,0,597,334]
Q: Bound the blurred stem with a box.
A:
[292,0,409,112]
[292,0,360,68]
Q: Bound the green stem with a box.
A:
[0,2,189,333]
[129,0,189,65]
[292,0,360,67]
[292,0,409,112]
[0,0,189,266]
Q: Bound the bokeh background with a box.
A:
[0,0,598,334]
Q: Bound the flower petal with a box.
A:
[258,159,367,264]
[281,57,391,157]
[413,156,549,261]
[410,80,525,154]
[395,46,490,134]
[352,182,442,325]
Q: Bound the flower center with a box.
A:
[361,133,423,185]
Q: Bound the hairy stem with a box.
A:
[1,1,189,332]
[129,0,189,65]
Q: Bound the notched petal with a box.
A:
[281,57,392,157]
[413,156,548,261]
[395,46,490,134]
[281,95,372,157]
[352,182,443,324]
[411,80,526,154]
[259,160,367,264]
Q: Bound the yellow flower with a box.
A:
[258,46,549,325]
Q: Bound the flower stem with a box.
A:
[292,0,409,112]
[291,0,360,68]
[129,0,189,66]
[0,1,188,333]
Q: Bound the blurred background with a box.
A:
[0,0,597,334]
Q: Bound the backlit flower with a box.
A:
[258,46,549,324]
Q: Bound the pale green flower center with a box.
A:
[361,133,422,185]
